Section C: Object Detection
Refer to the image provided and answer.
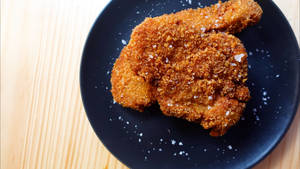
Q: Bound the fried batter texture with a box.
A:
[111,0,262,136]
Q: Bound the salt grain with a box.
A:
[139,133,143,137]
[169,45,173,48]
[158,148,162,151]
[207,106,212,110]
[121,39,127,45]
[165,58,169,63]
[194,95,199,99]
[225,111,230,116]
[171,140,176,145]
[178,142,183,146]
[201,27,206,32]
[149,54,154,59]
[231,63,237,66]
[138,138,141,142]
[203,148,207,152]
[208,96,213,100]
[275,74,280,78]
[153,44,157,48]
[234,54,245,62]
[228,145,232,150]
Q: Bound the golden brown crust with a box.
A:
[111,47,155,111]
[111,0,262,136]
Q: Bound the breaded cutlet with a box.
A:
[111,0,262,136]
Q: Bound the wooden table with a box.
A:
[1,0,299,168]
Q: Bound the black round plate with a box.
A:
[80,0,300,168]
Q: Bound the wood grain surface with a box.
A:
[1,0,299,169]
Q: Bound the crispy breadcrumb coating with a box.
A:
[111,0,262,136]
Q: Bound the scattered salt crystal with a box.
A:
[253,108,257,112]
[263,91,267,96]
[215,19,219,23]
[207,106,212,110]
[225,111,230,116]
[278,106,282,109]
[134,124,138,128]
[275,74,280,78]
[109,118,112,121]
[256,116,260,121]
[203,148,207,152]
[208,96,213,100]
[118,116,122,120]
[262,97,267,101]
[231,63,237,66]
[201,27,206,32]
[256,48,259,52]
[194,96,199,99]
[215,24,219,27]
[171,140,176,145]
[144,156,147,160]
[139,133,143,137]
[238,74,242,78]
[188,0,192,5]
[184,44,188,47]
[107,71,110,75]
[147,150,151,154]
[205,16,209,19]
[136,11,140,14]
[216,3,220,8]
[160,138,163,142]
[158,148,162,151]
[234,54,245,62]
[149,54,154,59]
[165,58,169,63]
[121,39,127,45]
[94,86,98,89]
[178,142,183,146]
[169,45,173,48]
[173,153,177,156]
[249,51,253,56]
[228,145,232,150]
[167,103,173,106]
[138,138,141,142]
[153,44,157,48]
[126,121,129,124]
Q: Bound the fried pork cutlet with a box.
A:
[111,0,262,136]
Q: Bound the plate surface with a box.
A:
[80,0,300,168]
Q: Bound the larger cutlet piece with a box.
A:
[111,0,262,136]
